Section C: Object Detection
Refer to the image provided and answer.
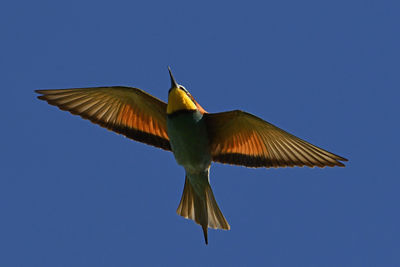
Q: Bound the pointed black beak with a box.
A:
[168,67,179,89]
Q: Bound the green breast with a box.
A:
[167,110,211,171]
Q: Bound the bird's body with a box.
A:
[167,110,210,172]
[166,74,230,243]
[36,68,347,244]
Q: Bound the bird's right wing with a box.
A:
[36,86,171,151]
[204,110,347,168]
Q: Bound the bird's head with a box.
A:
[167,67,206,115]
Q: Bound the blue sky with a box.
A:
[1,0,399,266]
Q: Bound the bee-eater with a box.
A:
[35,68,347,244]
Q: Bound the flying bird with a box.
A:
[35,68,347,244]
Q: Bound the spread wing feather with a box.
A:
[205,110,347,168]
[36,86,171,150]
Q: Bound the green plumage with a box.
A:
[167,110,211,175]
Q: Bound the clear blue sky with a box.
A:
[1,0,399,266]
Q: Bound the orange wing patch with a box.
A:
[211,130,266,156]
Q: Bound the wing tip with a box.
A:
[35,90,45,98]
[37,95,46,101]
[35,89,56,95]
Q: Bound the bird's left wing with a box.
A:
[36,86,171,151]
[204,110,347,168]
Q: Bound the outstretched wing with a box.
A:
[36,86,171,151]
[205,110,347,168]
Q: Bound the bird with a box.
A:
[35,67,348,244]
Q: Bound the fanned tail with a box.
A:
[177,175,230,245]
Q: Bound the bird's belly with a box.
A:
[167,111,211,172]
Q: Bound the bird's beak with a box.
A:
[168,67,179,89]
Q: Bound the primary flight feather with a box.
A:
[36,67,347,244]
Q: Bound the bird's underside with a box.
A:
[36,74,347,244]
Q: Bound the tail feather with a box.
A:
[177,176,230,244]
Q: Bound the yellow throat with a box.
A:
[167,87,197,114]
